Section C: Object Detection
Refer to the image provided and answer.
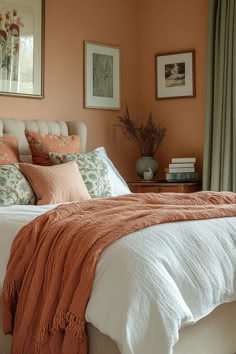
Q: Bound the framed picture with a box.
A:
[0,0,44,98]
[155,50,196,99]
[84,41,120,110]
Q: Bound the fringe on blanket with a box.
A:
[35,310,86,348]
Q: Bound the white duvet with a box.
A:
[1,204,236,354]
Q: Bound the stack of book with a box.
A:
[165,157,199,182]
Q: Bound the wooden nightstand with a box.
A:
[128,181,201,194]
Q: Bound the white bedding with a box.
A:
[1,204,236,354]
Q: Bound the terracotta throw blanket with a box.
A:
[2,192,236,354]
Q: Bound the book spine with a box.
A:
[169,163,195,168]
[169,167,195,173]
[171,158,196,163]
[165,172,199,181]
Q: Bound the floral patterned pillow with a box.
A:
[25,131,81,166]
[49,151,112,199]
[0,164,36,206]
[0,136,21,165]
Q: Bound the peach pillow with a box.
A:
[25,131,81,166]
[0,136,21,165]
[19,160,91,205]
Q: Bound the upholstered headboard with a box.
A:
[0,118,87,157]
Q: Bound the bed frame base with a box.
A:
[1,301,236,354]
[87,301,236,354]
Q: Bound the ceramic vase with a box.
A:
[136,156,158,178]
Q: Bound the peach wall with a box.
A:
[137,0,209,179]
[0,0,209,181]
[0,0,139,180]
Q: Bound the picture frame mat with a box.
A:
[84,41,120,110]
[0,0,45,98]
[155,50,196,100]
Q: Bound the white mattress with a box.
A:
[1,204,236,354]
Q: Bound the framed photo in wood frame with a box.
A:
[84,41,120,110]
[0,0,44,98]
[155,50,196,99]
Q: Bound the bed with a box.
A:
[0,117,236,354]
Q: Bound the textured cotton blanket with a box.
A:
[2,192,236,354]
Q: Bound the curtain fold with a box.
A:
[203,0,236,191]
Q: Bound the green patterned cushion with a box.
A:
[49,151,112,199]
[0,164,36,206]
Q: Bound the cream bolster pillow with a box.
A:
[19,161,91,205]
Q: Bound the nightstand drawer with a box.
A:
[129,181,201,194]
[141,186,178,193]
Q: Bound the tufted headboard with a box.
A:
[0,118,87,158]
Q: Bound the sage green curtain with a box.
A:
[203,0,236,191]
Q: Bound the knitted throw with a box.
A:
[2,192,236,354]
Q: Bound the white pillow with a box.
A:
[95,147,131,197]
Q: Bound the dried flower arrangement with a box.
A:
[115,104,166,157]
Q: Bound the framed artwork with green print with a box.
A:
[84,41,120,110]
